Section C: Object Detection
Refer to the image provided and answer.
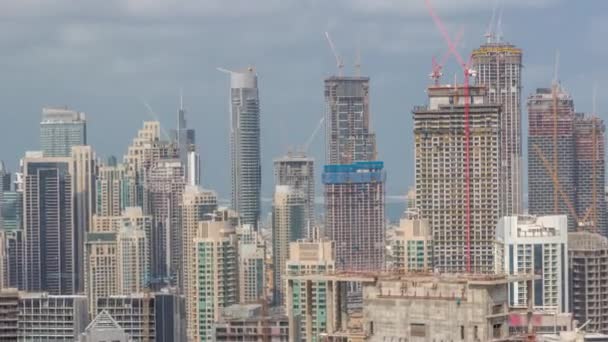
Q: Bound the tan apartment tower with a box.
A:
[413,85,501,273]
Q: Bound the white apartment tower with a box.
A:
[497,215,569,312]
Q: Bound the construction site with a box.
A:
[285,272,545,342]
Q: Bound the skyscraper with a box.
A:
[272,185,306,305]
[225,67,261,229]
[22,152,76,294]
[96,163,130,217]
[274,151,315,230]
[573,114,607,235]
[123,121,178,209]
[527,86,577,231]
[324,76,376,165]
[71,145,97,293]
[323,161,385,272]
[413,85,501,273]
[171,96,200,186]
[472,41,523,216]
[180,185,218,338]
[146,159,185,285]
[86,207,152,317]
[40,107,86,157]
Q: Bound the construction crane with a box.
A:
[303,116,325,152]
[429,28,463,85]
[140,99,171,140]
[551,51,560,214]
[425,0,476,273]
[325,31,344,76]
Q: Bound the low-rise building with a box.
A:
[212,304,289,341]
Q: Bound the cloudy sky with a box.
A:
[0,0,607,202]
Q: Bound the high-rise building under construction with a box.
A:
[574,114,607,235]
[413,85,501,274]
[472,41,523,216]
[323,161,385,271]
[324,76,376,165]
[274,151,315,229]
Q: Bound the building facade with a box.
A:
[274,152,315,230]
[191,211,239,341]
[146,159,185,284]
[71,145,97,294]
[323,161,385,271]
[472,42,523,216]
[238,225,265,304]
[568,232,608,334]
[286,239,335,341]
[226,67,262,230]
[324,76,377,165]
[40,107,86,157]
[527,86,577,231]
[22,154,76,294]
[390,209,432,273]
[496,215,569,312]
[413,85,501,273]
[18,293,89,340]
[180,185,217,338]
[272,185,306,305]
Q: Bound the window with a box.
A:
[461,325,465,340]
[411,323,426,337]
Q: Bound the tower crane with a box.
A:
[426,0,476,273]
[325,32,344,76]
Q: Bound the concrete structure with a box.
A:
[97,289,186,342]
[71,145,97,294]
[528,86,577,231]
[225,67,262,230]
[472,41,524,216]
[238,225,265,304]
[191,210,239,341]
[286,239,335,341]
[323,161,385,272]
[18,293,89,340]
[286,273,525,341]
[272,185,306,305]
[390,209,432,273]
[78,310,131,342]
[573,114,607,235]
[146,159,185,285]
[568,232,608,334]
[497,215,569,312]
[22,153,76,294]
[40,107,86,157]
[324,76,377,165]
[212,304,289,341]
[0,288,18,340]
[413,85,501,274]
[180,185,218,336]
[508,311,574,336]
[171,97,200,186]
[274,152,315,230]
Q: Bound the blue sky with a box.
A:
[0,0,606,202]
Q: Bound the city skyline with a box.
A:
[0,1,606,202]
